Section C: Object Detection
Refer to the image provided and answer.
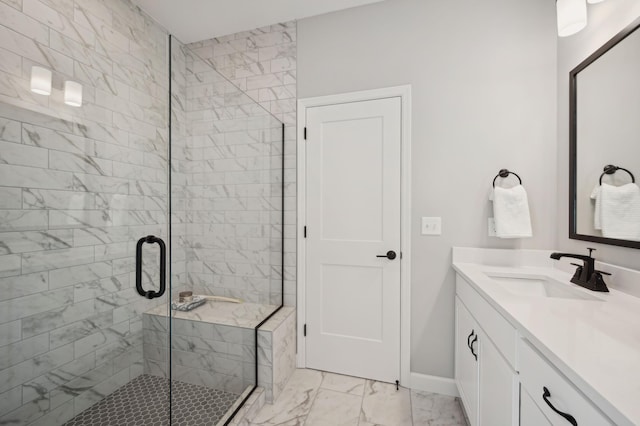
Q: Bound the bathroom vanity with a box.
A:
[452,247,640,426]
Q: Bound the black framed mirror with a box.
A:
[570,16,640,249]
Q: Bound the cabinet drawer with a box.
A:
[518,339,613,426]
[456,275,516,367]
[521,387,552,426]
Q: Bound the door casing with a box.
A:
[296,85,412,386]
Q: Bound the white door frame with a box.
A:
[296,85,412,386]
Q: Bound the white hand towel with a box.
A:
[600,183,640,241]
[492,185,533,238]
[590,185,602,230]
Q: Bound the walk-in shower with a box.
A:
[0,30,284,425]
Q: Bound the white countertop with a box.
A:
[453,253,640,426]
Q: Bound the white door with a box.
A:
[304,97,402,383]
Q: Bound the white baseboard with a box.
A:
[409,372,459,397]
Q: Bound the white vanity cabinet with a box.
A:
[455,273,616,426]
[455,276,517,426]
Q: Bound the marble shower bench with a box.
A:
[142,301,296,404]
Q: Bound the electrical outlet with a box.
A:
[422,217,442,235]
[488,217,497,236]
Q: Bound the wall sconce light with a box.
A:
[64,81,83,107]
[30,66,52,95]
[556,0,588,37]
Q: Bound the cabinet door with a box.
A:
[455,297,478,425]
[478,334,516,426]
[521,388,552,426]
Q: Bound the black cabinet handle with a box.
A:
[467,330,475,350]
[135,235,166,299]
[376,250,397,260]
[469,335,478,361]
[542,387,577,426]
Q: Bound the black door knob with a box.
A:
[376,250,397,260]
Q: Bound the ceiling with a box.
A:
[132,0,385,44]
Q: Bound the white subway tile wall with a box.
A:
[186,22,297,307]
[169,37,189,304]
[0,0,170,424]
[171,27,291,306]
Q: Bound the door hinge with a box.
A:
[304,127,307,140]
[303,324,307,337]
[303,226,307,238]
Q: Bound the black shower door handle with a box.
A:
[135,235,166,299]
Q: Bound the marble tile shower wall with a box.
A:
[178,41,286,305]
[186,22,296,306]
[169,37,189,301]
[0,1,170,425]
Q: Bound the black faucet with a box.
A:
[549,248,609,292]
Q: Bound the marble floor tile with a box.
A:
[359,380,412,426]
[304,388,361,426]
[248,369,322,425]
[411,391,466,426]
[247,369,467,426]
[319,371,365,396]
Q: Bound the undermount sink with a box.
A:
[485,272,601,301]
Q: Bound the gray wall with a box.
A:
[297,0,557,378]
[557,1,640,267]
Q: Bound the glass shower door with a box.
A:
[167,36,285,425]
[0,96,174,425]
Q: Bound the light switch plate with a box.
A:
[422,217,442,235]
[488,217,497,237]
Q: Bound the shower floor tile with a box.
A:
[64,374,239,426]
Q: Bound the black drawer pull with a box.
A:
[469,335,478,361]
[542,387,578,426]
[467,330,475,350]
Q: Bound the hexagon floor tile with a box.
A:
[64,374,240,426]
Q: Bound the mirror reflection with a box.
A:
[572,20,640,245]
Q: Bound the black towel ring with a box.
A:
[493,169,522,188]
[599,165,635,185]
